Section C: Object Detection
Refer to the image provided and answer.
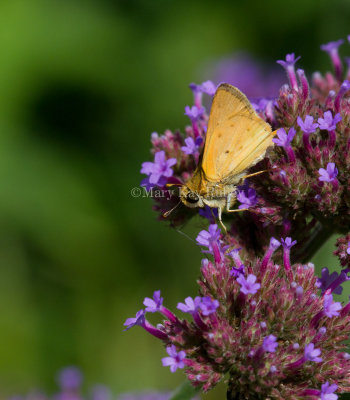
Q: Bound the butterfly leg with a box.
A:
[217,207,227,233]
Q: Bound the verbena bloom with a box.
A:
[143,290,163,313]
[317,267,343,295]
[181,137,202,155]
[123,310,145,330]
[200,80,216,96]
[323,294,342,318]
[318,111,342,131]
[304,343,322,362]
[272,127,296,147]
[281,237,297,250]
[276,53,301,68]
[127,229,350,398]
[140,151,176,187]
[161,345,186,373]
[297,115,318,133]
[262,335,278,353]
[57,367,83,390]
[138,37,350,399]
[320,382,338,400]
[237,273,260,295]
[321,39,344,80]
[318,162,338,182]
[199,296,219,316]
[142,38,350,264]
[177,296,202,313]
[277,53,301,90]
[184,105,205,122]
[237,187,258,209]
[198,205,218,222]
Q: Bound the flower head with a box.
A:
[123,309,145,331]
[237,274,260,295]
[262,335,278,353]
[323,294,342,318]
[276,53,301,68]
[318,111,342,131]
[297,115,318,134]
[320,382,338,400]
[200,80,216,96]
[318,163,338,182]
[140,151,177,187]
[281,237,297,250]
[317,268,343,295]
[199,297,219,316]
[237,187,258,209]
[162,345,186,373]
[272,127,296,147]
[320,39,344,54]
[184,105,205,122]
[143,290,163,313]
[181,136,203,155]
[57,367,82,390]
[198,205,218,222]
[196,224,221,252]
[177,296,202,314]
[304,343,322,363]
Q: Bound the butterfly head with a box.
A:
[180,185,205,209]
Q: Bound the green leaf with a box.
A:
[340,393,350,399]
[169,381,201,400]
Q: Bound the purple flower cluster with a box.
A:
[125,225,350,399]
[136,37,350,399]
[10,367,177,400]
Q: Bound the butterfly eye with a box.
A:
[186,192,199,204]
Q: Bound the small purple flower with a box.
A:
[181,137,203,155]
[347,242,350,255]
[270,237,281,251]
[297,115,319,134]
[272,127,296,148]
[162,345,186,373]
[190,80,216,96]
[237,187,258,209]
[230,265,245,278]
[123,309,145,331]
[276,53,301,68]
[262,335,278,353]
[318,163,338,182]
[177,296,202,313]
[237,274,261,295]
[318,111,342,131]
[196,224,221,252]
[323,294,342,318]
[199,296,219,316]
[57,367,83,390]
[141,151,177,187]
[143,290,163,313]
[281,237,297,250]
[317,268,343,295]
[184,105,205,122]
[198,205,218,221]
[200,80,216,96]
[320,39,344,54]
[320,381,338,400]
[304,343,322,363]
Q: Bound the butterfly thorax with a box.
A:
[180,167,238,210]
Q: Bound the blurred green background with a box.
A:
[0,0,349,398]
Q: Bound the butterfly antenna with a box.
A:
[163,200,181,218]
[176,228,195,243]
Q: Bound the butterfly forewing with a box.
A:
[202,84,274,182]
